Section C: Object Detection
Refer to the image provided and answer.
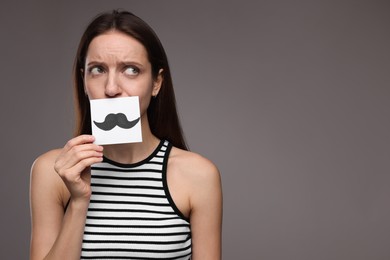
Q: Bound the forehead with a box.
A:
[86,31,149,63]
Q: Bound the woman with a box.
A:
[30,10,222,260]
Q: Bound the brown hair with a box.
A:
[73,10,188,150]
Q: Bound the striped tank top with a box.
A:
[81,140,192,259]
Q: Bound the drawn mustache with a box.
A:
[93,113,140,131]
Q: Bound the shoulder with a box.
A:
[168,146,222,209]
[31,149,62,178]
[30,149,68,206]
[168,146,222,237]
[32,149,62,168]
[169,146,221,183]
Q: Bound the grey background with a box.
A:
[1,0,389,259]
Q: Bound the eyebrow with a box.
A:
[86,60,145,68]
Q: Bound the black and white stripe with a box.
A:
[81,140,192,259]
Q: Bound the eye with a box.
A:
[124,66,140,76]
[88,66,105,75]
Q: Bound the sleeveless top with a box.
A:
[80,140,192,259]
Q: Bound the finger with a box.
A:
[63,135,96,152]
[60,142,103,163]
[55,143,103,175]
[68,143,104,155]
[60,148,103,172]
[69,156,104,177]
[58,155,103,182]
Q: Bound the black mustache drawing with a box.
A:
[93,113,140,131]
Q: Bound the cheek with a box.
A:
[85,87,101,99]
[138,92,152,116]
[135,80,154,115]
[84,79,105,99]
[84,84,94,98]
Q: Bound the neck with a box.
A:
[102,116,160,164]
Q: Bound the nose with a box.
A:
[104,73,122,97]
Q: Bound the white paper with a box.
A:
[90,97,142,145]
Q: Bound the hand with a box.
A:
[54,135,103,202]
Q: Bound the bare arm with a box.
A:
[190,159,223,260]
[30,135,103,260]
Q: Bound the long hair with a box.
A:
[73,10,188,150]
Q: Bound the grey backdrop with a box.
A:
[1,0,389,259]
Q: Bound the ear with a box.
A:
[152,69,163,97]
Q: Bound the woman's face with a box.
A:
[84,30,162,117]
